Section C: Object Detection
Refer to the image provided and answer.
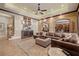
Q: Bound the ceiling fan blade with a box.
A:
[41,10,47,11]
[40,12,44,15]
[38,3,40,6]
[38,3,40,10]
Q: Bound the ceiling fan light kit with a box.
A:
[35,3,47,15]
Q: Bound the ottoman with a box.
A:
[35,38,51,48]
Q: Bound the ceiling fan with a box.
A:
[35,3,47,15]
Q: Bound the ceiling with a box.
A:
[0,12,12,17]
[0,3,78,19]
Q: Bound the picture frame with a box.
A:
[42,22,49,32]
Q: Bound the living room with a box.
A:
[0,3,79,56]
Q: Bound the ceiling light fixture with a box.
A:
[34,3,47,15]
[58,14,64,19]
[43,19,47,22]
[61,4,65,7]
[50,17,54,20]
[24,8,27,10]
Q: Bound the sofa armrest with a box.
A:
[51,39,79,52]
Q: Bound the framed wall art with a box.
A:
[42,19,49,32]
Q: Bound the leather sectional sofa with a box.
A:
[33,32,65,39]
[51,39,79,56]
[33,32,79,55]
[51,33,79,56]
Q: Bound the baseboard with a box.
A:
[9,36,21,40]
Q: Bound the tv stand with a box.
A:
[21,30,33,39]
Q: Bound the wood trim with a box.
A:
[76,3,79,11]
[0,8,38,20]
[0,4,78,20]
[41,4,79,20]
[53,11,76,17]
[43,10,77,19]
[0,8,24,16]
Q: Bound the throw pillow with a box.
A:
[69,34,78,44]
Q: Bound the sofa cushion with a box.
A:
[69,34,77,43]
[54,33,61,37]
[64,33,78,44]
[42,32,47,36]
[61,34,65,38]
[54,33,65,38]
[64,33,72,38]
[40,32,43,35]
[46,32,54,36]
[36,32,43,36]
[46,33,49,36]
[63,33,72,41]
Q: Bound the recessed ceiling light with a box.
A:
[58,15,64,19]
[61,4,65,7]
[24,8,27,9]
[43,19,47,22]
[50,17,54,19]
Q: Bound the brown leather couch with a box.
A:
[46,32,65,40]
[33,32,47,39]
[34,32,79,55]
[33,32,64,39]
[51,38,79,56]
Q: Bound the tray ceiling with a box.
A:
[0,3,78,19]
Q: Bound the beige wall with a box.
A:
[7,16,14,38]
[38,12,78,33]
[9,15,24,40]
[0,16,8,39]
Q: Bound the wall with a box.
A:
[48,18,55,32]
[31,19,38,35]
[10,15,39,40]
[38,12,78,33]
[0,16,8,39]
[10,15,23,40]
